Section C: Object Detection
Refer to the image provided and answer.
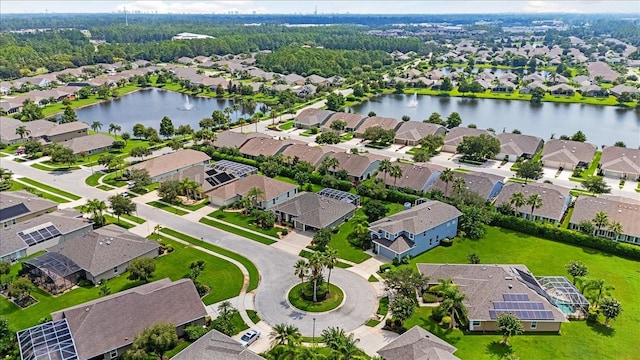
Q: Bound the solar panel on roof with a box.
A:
[17,224,62,247]
[214,172,233,183]
[489,309,554,320]
[0,203,30,221]
[206,169,218,176]
[503,293,530,301]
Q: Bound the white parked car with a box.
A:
[238,329,260,347]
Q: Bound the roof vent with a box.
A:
[482,266,487,271]
[505,276,513,280]
[508,284,513,289]
[99,241,103,245]
[106,240,111,245]
[427,207,431,210]
[85,308,89,312]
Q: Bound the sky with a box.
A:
[1,0,638,14]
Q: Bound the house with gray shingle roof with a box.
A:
[354,116,400,138]
[173,329,264,360]
[376,162,444,193]
[394,122,446,146]
[495,182,571,224]
[377,326,460,360]
[418,264,567,333]
[294,108,334,129]
[208,174,297,209]
[280,144,332,167]
[442,127,494,153]
[431,171,505,201]
[569,196,640,244]
[127,149,211,182]
[496,133,544,162]
[370,200,462,260]
[0,190,58,226]
[321,112,367,133]
[599,146,640,180]
[239,137,294,159]
[329,152,385,182]
[542,139,596,170]
[270,192,356,232]
[62,133,114,155]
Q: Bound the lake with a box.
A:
[76,88,265,133]
[349,94,640,148]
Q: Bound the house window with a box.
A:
[272,199,276,205]
[429,238,432,245]
[436,235,439,240]
[12,219,16,225]
[2,222,7,228]
[530,321,537,329]
[110,349,118,359]
[472,321,481,326]
[113,266,118,273]
[409,233,413,240]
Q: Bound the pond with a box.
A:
[76,88,266,133]
[348,94,639,148]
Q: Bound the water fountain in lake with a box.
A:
[408,92,418,107]
[179,95,194,111]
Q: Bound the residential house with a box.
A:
[394,122,446,146]
[326,75,346,87]
[599,146,640,180]
[369,200,462,260]
[354,116,400,138]
[580,84,605,97]
[442,127,494,153]
[491,79,517,93]
[548,84,575,96]
[23,224,159,294]
[495,182,571,224]
[239,137,294,159]
[212,130,267,149]
[172,329,264,360]
[523,73,545,84]
[62,134,114,155]
[208,174,298,209]
[418,264,567,332]
[547,74,569,85]
[377,326,460,360]
[496,133,544,161]
[328,152,385,182]
[0,99,22,115]
[569,196,640,244]
[127,149,211,182]
[609,84,639,98]
[321,112,367,133]
[42,122,89,143]
[586,61,619,83]
[1,209,91,263]
[39,278,206,360]
[270,192,357,232]
[0,191,58,227]
[305,74,327,85]
[431,171,505,201]
[0,118,55,144]
[376,162,444,193]
[294,84,317,98]
[283,73,305,86]
[280,144,332,168]
[541,139,597,170]
[520,81,547,94]
[293,108,334,129]
[177,56,194,64]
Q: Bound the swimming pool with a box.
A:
[554,301,574,315]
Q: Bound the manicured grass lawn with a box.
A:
[1,238,243,331]
[85,173,103,187]
[247,309,260,324]
[30,163,80,171]
[146,201,189,215]
[199,217,276,245]
[208,209,281,238]
[159,228,260,292]
[405,226,640,360]
[377,296,389,316]
[170,198,210,211]
[329,209,372,264]
[19,187,70,203]
[97,184,114,191]
[340,132,354,141]
[368,275,379,282]
[288,283,344,312]
[278,120,294,130]
[103,214,136,229]
[581,151,602,178]
[103,171,128,187]
[229,311,249,335]
[120,213,146,224]
[274,175,323,192]
[17,178,81,200]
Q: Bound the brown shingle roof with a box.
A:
[294,108,334,127]
[355,116,400,133]
[173,329,264,360]
[376,162,444,192]
[270,192,356,229]
[212,130,266,149]
[542,139,596,167]
[495,182,570,222]
[395,122,446,143]
[63,134,113,154]
[600,146,640,175]
[280,144,331,167]
[208,174,296,203]
[369,201,462,235]
[322,112,366,131]
[443,127,493,150]
[51,278,206,360]
[570,196,640,238]
[128,149,210,179]
[239,137,290,157]
[45,121,88,136]
[330,152,384,179]
[431,171,504,199]
[496,133,544,158]
[377,326,459,360]
[417,264,566,323]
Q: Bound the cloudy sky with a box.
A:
[2,1,637,14]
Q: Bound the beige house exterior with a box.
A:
[127,149,211,182]
[208,174,298,209]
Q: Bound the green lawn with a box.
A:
[20,187,70,203]
[146,201,189,215]
[120,213,146,224]
[581,151,602,178]
[159,228,260,292]
[208,209,281,238]
[170,198,210,211]
[329,209,371,263]
[17,178,81,200]
[97,184,114,191]
[278,120,295,130]
[85,173,103,187]
[288,283,344,312]
[405,226,639,360]
[103,171,129,187]
[340,132,354,142]
[103,214,136,229]
[1,238,243,331]
[199,217,276,245]
[30,163,80,171]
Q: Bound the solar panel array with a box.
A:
[493,301,545,310]
[18,225,62,246]
[0,203,30,221]
[17,319,78,360]
[489,309,555,320]
[503,293,530,302]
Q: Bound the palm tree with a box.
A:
[293,259,309,286]
[321,156,340,174]
[237,117,246,133]
[509,192,526,216]
[607,221,623,241]
[153,224,162,237]
[592,211,609,236]
[247,186,265,210]
[439,168,454,196]
[223,106,232,128]
[269,323,301,347]
[308,251,326,303]
[83,198,107,226]
[15,125,30,140]
[108,123,121,139]
[452,177,466,194]
[429,278,454,299]
[584,278,614,306]
[324,247,338,294]
[379,159,392,184]
[179,178,199,201]
[232,103,240,124]
[526,193,543,220]
[441,286,468,329]
[389,164,403,188]
[91,121,103,133]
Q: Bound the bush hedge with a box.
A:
[491,214,640,261]
[422,293,438,303]
[440,238,454,247]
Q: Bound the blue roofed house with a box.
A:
[370,200,462,261]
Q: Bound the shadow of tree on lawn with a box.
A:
[486,340,514,359]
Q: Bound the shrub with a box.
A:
[431,306,446,322]
[379,264,394,273]
[440,238,454,247]
[78,279,93,287]
[281,229,289,236]
[184,324,208,341]
[422,293,438,303]
[166,244,174,253]
[441,316,452,327]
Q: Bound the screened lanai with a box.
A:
[23,253,83,295]
[317,188,361,206]
[17,319,78,360]
[537,276,591,314]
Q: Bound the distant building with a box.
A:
[172,32,214,40]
